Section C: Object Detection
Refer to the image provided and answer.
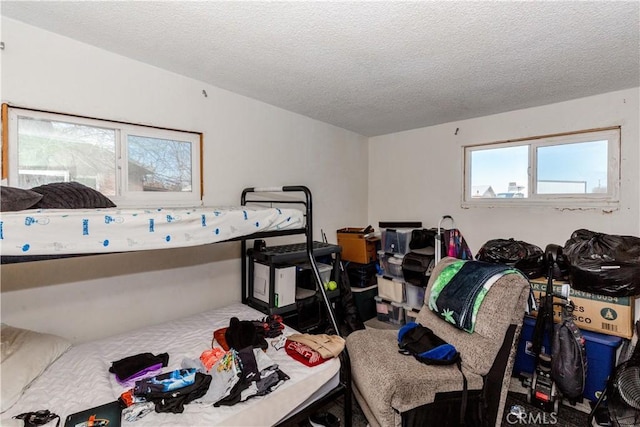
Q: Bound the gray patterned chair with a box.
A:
[346,256,531,427]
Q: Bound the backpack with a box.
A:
[398,322,467,425]
[551,303,587,402]
[397,322,460,364]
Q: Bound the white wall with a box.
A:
[2,18,638,343]
[368,87,640,321]
[0,18,369,343]
[369,88,640,248]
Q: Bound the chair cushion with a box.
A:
[417,257,531,376]
[346,328,484,427]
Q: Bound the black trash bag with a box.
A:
[475,238,545,279]
[563,229,640,297]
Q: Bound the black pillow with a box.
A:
[0,186,43,212]
[31,182,116,209]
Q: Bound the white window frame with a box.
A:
[4,106,202,207]
[462,127,621,208]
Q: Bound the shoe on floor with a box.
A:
[309,412,340,427]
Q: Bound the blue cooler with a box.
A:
[513,315,623,402]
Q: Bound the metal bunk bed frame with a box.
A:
[240,185,352,427]
[1,185,353,425]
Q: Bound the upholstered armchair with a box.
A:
[346,256,531,426]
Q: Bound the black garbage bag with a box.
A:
[563,229,640,297]
[475,238,545,279]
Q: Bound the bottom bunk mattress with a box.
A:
[1,303,341,426]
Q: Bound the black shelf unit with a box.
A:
[245,241,342,316]
[239,186,352,426]
[247,242,341,332]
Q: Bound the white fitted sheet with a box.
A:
[0,206,304,256]
[2,303,340,426]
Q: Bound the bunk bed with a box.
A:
[0,185,352,427]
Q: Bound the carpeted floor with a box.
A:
[302,320,595,426]
[502,392,590,427]
[299,389,593,427]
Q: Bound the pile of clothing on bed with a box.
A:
[108,315,345,422]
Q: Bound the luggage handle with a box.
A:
[435,215,455,263]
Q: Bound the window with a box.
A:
[463,128,620,207]
[2,106,202,207]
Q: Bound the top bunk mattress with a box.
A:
[2,302,340,427]
[0,206,304,257]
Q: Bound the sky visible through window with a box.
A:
[471,140,608,197]
[537,140,608,193]
[471,145,528,196]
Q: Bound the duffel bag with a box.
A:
[402,249,435,287]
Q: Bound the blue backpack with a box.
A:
[398,322,468,425]
[397,322,460,365]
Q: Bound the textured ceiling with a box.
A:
[2,1,639,137]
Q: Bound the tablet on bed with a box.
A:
[64,401,122,427]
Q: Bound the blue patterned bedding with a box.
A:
[0,206,304,256]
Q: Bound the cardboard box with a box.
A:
[337,227,380,264]
[529,278,635,339]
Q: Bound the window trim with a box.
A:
[462,127,621,208]
[2,104,204,206]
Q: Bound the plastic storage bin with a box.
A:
[404,305,419,324]
[375,296,392,322]
[296,262,332,290]
[404,282,425,310]
[346,261,378,288]
[351,284,378,321]
[377,275,405,303]
[375,296,405,325]
[389,302,405,325]
[512,315,623,402]
[381,228,414,256]
[377,251,404,279]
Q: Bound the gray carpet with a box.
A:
[502,392,590,427]
[300,390,592,427]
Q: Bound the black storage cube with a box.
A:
[351,285,378,321]
[346,260,378,288]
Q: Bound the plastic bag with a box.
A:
[563,229,640,297]
[475,238,544,278]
